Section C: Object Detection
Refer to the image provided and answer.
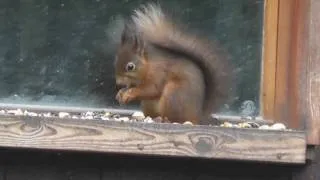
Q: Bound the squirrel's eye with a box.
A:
[125,62,136,71]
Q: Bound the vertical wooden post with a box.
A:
[261,0,320,145]
[274,0,295,126]
[305,0,320,145]
[261,0,279,120]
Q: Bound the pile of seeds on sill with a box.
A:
[220,121,288,130]
[0,108,165,124]
[0,108,288,130]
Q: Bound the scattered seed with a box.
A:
[112,114,121,118]
[103,112,111,117]
[0,108,292,131]
[101,116,110,121]
[238,123,251,128]
[220,122,233,128]
[144,117,154,123]
[259,125,270,130]
[232,124,240,128]
[116,117,130,122]
[270,123,286,130]
[71,115,79,119]
[85,116,94,120]
[43,112,52,117]
[85,111,94,117]
[25,111,38,117]
[183,121,193,125]
[7,109,23,116]
[58,112,70,118]
[247,122,260,128]
[132,111,145,121]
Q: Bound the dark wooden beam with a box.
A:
[0,115,306,164]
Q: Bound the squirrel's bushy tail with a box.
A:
[130,3,232,117]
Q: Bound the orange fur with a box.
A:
[114,3,231,124]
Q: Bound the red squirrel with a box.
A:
[113,3,232,124]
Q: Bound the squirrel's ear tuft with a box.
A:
[120,19,148,59]
[121,22,130,45]
[132,32,147,58]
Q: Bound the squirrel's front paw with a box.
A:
[115,88,126,103]
[116,88,135,104]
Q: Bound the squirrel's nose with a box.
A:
[115,78,126,90]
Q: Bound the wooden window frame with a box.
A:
[0,0,311,164]
[262,0,320,145]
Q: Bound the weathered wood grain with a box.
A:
[288,0,310,130]
[0,115,306,164]
[283,0,320,145]
[307,0,320,145]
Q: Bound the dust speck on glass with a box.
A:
[0,0,264,116]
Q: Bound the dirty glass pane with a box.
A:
[0,0,264,116]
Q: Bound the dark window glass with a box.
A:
[0,0,264,116]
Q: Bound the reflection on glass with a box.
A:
[0,0,264,116]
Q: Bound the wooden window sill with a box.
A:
[0,113,306,165]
